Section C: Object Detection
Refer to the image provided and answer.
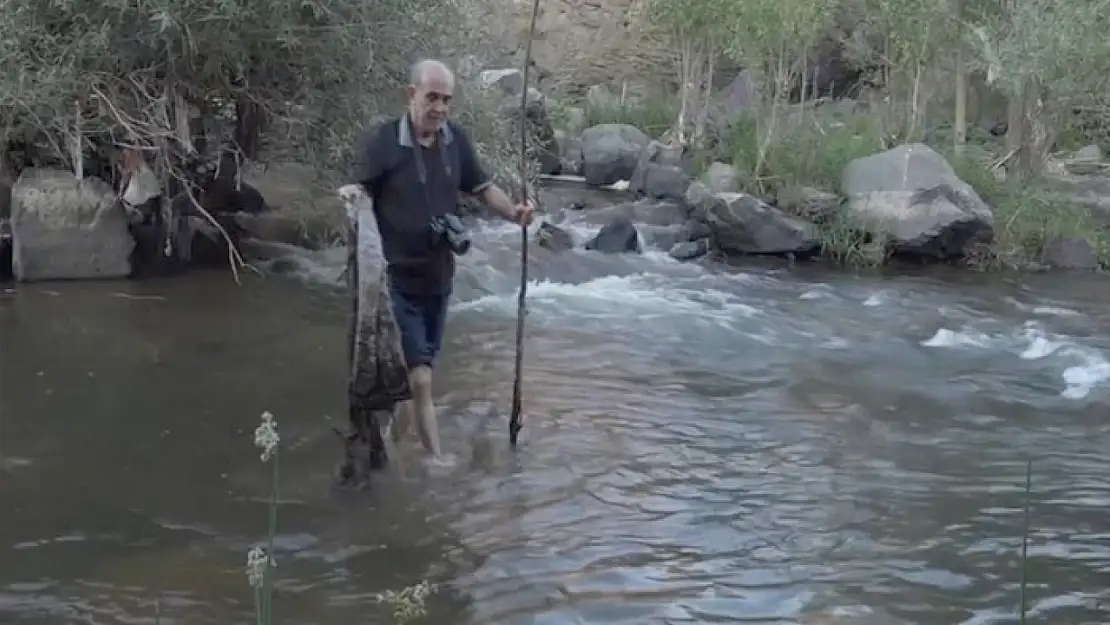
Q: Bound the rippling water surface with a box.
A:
[2,212,1109,625]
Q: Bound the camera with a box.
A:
[428,214,471,256]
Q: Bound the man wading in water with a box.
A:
[353,59,534,464]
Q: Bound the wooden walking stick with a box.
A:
[509,0,543,447]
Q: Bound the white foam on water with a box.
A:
[456,272,761,328]
[1061,357,1110,400]
[1005,296,1083,318]
[1032,305,1083,317]
[921,323,1109,400]
[862,291,887,307]
[921,328,992,348]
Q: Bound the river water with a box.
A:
[2,208,1109,625]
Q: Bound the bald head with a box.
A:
[409,59,455,89]
[407,59,455,139]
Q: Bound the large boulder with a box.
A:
[841,143,994,260]
[685,161,741,220]
[629,140,690,201]
[580,124,650,186]
[479,68,525,96]
[706,192,820,256]
[10,168,135,281]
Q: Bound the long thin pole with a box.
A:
[509,0,542,447]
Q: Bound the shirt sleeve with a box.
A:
[352,126,384,193]
[455,126,492,195]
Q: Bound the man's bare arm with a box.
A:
[478,184,520,221]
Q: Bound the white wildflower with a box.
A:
[375,580,435,623]
[245,545,276,588]
[253,411,280,462]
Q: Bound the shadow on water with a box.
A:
[2,212,1110,625]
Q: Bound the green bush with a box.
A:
[708,106,1110,270]
[582,98,678,139]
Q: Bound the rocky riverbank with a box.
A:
[3,67,1109,283]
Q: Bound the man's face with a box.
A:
[407,69,453,136]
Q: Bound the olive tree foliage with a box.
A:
[720,0,840,178]
[638,0,734,144]
[0,0,526,197]
[850,0,962,142]
[966,0,1110,176]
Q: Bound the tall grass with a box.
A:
[580,97,678,139]
[245,411,434,624]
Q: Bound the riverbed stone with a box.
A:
[1041,235,1098,269]
[580,197,687,228]
[841,143,994,260]
[580,123,650,186]
[629,140,688,201]
[706,192,820,256]
[536,221,575,252]
[585,215,641,254]
[669,238,710,261]
[638,223,685,250]
[10,168,134,281]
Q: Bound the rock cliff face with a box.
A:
[499,0,674,97]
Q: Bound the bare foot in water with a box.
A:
[424,452,457,471]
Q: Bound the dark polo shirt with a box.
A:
[352,116,491,296]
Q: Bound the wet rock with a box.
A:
[535,221,575,252]
[639,164,690,201]
[685,181,716,220]
[679,218,712,243]
[582,198,687,227]
[1065,144,1103,175]
[585,215,641,254]
[10,168,135,281]
[580,123,650,186]
[776,186,841,224]
[669,238,710,261]
[558,134,584,176]
[706,192,819,256]
[629,141,690,201]
[842,143,994,261]
[1042,235,1098,269]
[638,224,684,250]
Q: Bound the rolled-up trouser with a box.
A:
[390,286,450,370]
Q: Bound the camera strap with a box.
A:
[410,127,454,204]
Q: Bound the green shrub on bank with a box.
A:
[950,156,1110,270]
[706,108,1110,270]
[582,98,678,139]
